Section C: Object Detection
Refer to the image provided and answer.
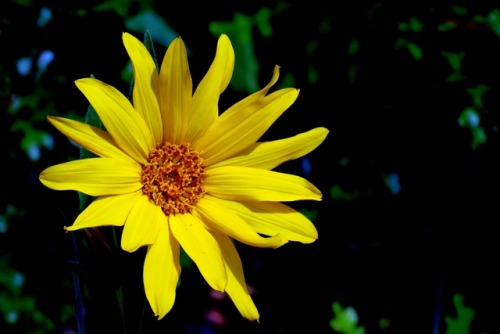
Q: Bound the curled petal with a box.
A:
[188,34,234,142]
[213,199,318,243]
[194,66,298,166]
[194,196,288,248]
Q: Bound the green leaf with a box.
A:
[330,185,360,201]
[406,42,423,60]
[143,30,159,70]
[209,7,275,93]
[330,301,365,334]
[438,21,458,32]
[92,0,133,17]
[467,84,490,108]
[444,294,475,334]
[210,13,259,93]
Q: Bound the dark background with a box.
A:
[1,1,499,333]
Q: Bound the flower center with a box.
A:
[141,143,205,215]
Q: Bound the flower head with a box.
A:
[40,32,328,321]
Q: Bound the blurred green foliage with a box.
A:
[2,0,500,333]
[445,294,475,334]
[330,302,365,334]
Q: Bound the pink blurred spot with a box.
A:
[204,308,226,326]
[209,289,226,301]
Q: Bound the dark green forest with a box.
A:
[1,1,499,333]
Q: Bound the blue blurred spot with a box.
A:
[37,50,55,73]
[301,157,312,175]
[27,143,40,161]
[466,111,480,127]
[385,172,401,195]
[0,216,7,233]
[7,311,18,324]
[42,133,55,150]
[12,272,25,288]
[16,57,32,76]
[37,7,52,27]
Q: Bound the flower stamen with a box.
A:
[142,143,205,215]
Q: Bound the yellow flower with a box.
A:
[39,32,328,321]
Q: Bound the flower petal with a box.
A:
[187,34,234,142]
[193,196,288,248]
[39,158,142,196]
[47,116,135,163]
[123,32,163,145]
[212,127,329,170]
[121,194,165,252]
[75,78,154,164]
[204,166,322,202]
[169,213,227,291]
[213,198,318,243]
[159,37,191,143]
[144,224,181,319]
[66,191,143,231]
[212,231,259,321]
[195,85,298,165]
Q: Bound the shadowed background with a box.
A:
[1,0,499,333]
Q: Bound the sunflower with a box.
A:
[39,32,328,321]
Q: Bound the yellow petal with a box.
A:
[194,196,288,248]
[195,84,299,166]
[214,198,318,243]
[66,191,143,231]
[187,34,234,142]
[212,231,259,321]
[123,32,163,145]
[75,78,154,164]
[39,158,142,196]
[204,166,322,202]
[169,213,227,291]
[159,37,191,143]
[144,224,181,319]
[121,194,165,252]
[212,127,329,170]
[47,116,135,163]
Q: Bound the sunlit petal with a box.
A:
[75,78,154,164]
[214,198,318,243]
[194,66,295,166]
[121,194,165,252]
[66,191,143,231]
[123,32,163,145]
[159,37,191,143]
[169,214,227,291]
[144,224,181,319]
[194,196,288,248]
[47,116,135,163]
[212,127,329,170]
[204,166,322,202]
[39,158,142,196]
[213,232,259,321]
[188,34,234,142]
